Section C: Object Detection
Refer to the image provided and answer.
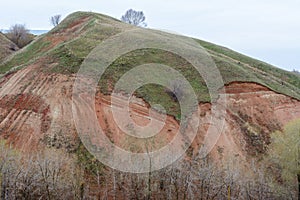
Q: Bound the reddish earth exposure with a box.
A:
[0,63,300,160]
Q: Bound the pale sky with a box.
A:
[1,0,299,71]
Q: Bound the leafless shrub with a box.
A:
[0,138,292,199]
[0,142,83,199]
[6,24,32,48]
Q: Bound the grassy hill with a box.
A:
[0,11,299,117]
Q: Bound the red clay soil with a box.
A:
[0,64,300,160]
[0,93,50,131]
[216,82,300,156]
[94,94,180,153]
[0,71,16,86]
[66,16,91,32]
[0,94,51,151]
[0,64,77,151]
[91,82,300,163]
[224,81,270,93]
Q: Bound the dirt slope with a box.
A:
[0,60,299,162]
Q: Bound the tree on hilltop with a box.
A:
[50,14,62,27]
[121,9,147,27]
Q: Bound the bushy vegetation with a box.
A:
[1,139,294,199]
[6,24,34,48]
[76,142,104,176]
[267,119,300,198]
[0,141,85,199]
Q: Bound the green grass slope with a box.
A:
[0,11,299,117]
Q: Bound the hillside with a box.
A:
[0,32,19,63]
[0,11,299,199]
[1,12,300,101]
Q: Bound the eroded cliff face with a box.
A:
[0,65,77,151]
[207,82,300,159]
[0,65,300,161]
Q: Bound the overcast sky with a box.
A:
[1,0,299,71]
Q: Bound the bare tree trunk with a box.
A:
[297,174,300,200]
[112,169,117,200]
[1,172,7,199]
[145,139,152,200]
[80,182,84,200]
[227,185,231,200]
[147,169,152,200]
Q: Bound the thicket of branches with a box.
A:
[0,138,297,199]
[88,155,293,199]
[0,142,85,199]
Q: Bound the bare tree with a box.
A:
[6,24,32,48]
[50,15,62,27]
[121,9,147,27]
[0,143,83,199]
[1,137,293,199]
